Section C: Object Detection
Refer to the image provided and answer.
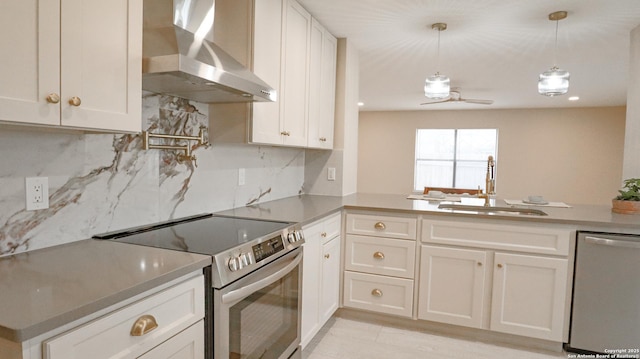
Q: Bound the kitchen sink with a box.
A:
[437,204,548,216]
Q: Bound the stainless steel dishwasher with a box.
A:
[566,231,640,355]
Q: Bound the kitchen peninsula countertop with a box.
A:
[0,239,211,343]
[216,193,640,233]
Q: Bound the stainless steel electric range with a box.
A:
[94,213,305,359]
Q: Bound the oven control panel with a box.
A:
[225,229,304,273]
[253,236,285,262]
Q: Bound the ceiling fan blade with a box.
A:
[462,98,494,105]
[420,99,451,105]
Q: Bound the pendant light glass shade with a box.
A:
[425,23,450,99]
[424,73,450,99]
[538,66,570,96]
[538,11,570,96]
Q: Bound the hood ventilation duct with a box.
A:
[142,0,276,103]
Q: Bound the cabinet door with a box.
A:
[307,20,337,149]
[0,0,60,126]
[306,19,323,148]
[60,0,142,132]
[319,235,341,324]
[279,0,310,146]
[138,320,204,359]
[418,245,486,328]
[490,253,568,341]
[317,30,337,148]
[251,0,283,145]
[300,220,322,347]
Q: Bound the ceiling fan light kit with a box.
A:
[538,11,570,97]
[425,22,451,99]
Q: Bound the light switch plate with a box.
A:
[328,167,336,181]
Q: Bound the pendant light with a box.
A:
[538,11,570,96]
[425,23,450,99]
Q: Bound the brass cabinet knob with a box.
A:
[477,262,483,267]
[68,96,81,106]
[371,289,383,297]
[324,254,330,259]
[374,222,386,230]
[320,232,327,237]
[46,93,60,104]
[130,314,158,336]
[319,137,327,142]
[373,251,385,260]
[280,131,290,136]
[497,263,503,268]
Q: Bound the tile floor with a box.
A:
[302,317,570,359]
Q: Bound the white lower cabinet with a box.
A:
[301,212,342,348]
[342,212,418,318]
[419,219,573,342]
[42,273,205,359]
[490,252,568,340]
[418,245,487,328]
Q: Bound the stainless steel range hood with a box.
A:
[142,0,276,103]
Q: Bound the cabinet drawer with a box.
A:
[322,212,342,241]
[139,320,204,359]
[422,219,572,256]
[346,213,417,240]
[344,235,415,278]
[44,275,205,359]
[343,271,413,318]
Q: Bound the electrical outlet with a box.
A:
[238,168,246,186]
[25,177,49,211]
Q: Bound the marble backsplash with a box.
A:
[0,94,305,256]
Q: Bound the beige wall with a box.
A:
[358,107,626,205]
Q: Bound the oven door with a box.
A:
[214,248,302,359]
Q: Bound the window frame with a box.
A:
[414,128,497,191]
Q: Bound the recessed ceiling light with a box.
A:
[568,96,580,101]
[357,102,364,106]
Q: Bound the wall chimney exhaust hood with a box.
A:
[142,0,276,103]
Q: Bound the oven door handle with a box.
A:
[221,252,302,305]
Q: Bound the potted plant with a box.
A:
[612,178,640,214]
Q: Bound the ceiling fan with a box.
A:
[421,89,493,105]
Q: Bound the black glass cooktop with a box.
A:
[93,214,293,256]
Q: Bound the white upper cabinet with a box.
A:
[308,19,337,149]
[0,0,142,133]
[279,0,311,146]
[251,0,337,149]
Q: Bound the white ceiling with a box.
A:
[296,0,640,111]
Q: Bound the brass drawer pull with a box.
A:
[371,289,383,297]
[319,137,327,142]
[373,251,385,260]
[324,254,330,259]
[497,263,503,268]
[374,222,386,230]
[280,131,290,136]
[320,231,327,237]
[130,314,158,336]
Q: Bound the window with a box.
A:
[414,129,497,191]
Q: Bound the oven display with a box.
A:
[252,237,285,262]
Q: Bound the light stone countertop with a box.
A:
[0,239,211,342]
[2,193,637,344]
[216,193,640,234]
